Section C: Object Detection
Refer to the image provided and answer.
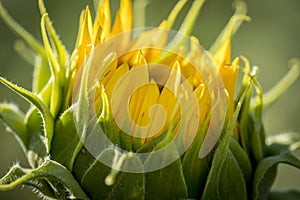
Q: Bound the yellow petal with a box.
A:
[105,62,130,99]
[213,38,231,70]
[111,0,132,35]
[194,83,210,124]
[220,57,239,118]
[129,82,160,142]
[93,0,111,45]
[157,60,182,132]
[78,6,93,48]
[72,7,93,72]
[127,20,169,62]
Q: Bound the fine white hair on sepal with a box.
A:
[12,159,20,166]
[5,126,13,133]
[44,154,51,161]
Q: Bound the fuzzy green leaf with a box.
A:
[73,148,95,183]
[98,88,120,146]
[25,107,43,135]
[201,135,248,199]
[80,148,144,200]
[0,160,88,199]
[238,84,253,156]
[27,132,48,168]
[0,103,29,151]
[0,77,54,153]
[51,106,83,170]
[202,82,250,199]
[182,117,210,198]
[32,56,51,94]
[74,47,94,140]
[38,0,69,71]
[144,143,188,200]
[229,137,252,183]
[250,77,265,163]
[40,13,62,118]
[253,152,300,200]
[23,107,47,168]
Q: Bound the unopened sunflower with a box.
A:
[0,0,300,199]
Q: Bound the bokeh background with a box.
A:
[0,0,299,199]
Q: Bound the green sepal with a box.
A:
[134,113,180,152]
[24,107,47,168]
[98,87,120,146]
[268,190,300,200]
[181,87,230,199]
[80,148,144,200]
[136,130,169,153]
[238,82,253,157]
[202,82,250,199]
[73,148,95,183]
[229,137,252,183]
[182,116,210,198]
[238,64,265,164]
[250,114,265,163]
[253,151,300,200]
[25,107,43,135]
[201,134,249,199]
[40,13,62,118]
[51,106,83,170]
[32,53,51,94]
[27,132,48,168]
[0,160,88,199]
[0,77,54,153]
[144,142,188,200]
[73,47,94,141]
[38,0,69,71]
[0,103,29,151]
[38,77,53,107]
[250,77,265,163]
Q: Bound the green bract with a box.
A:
[1,0,300,199]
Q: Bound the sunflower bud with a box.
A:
[0,0,300,199]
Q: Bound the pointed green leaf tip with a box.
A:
[38,0,69,71]
[0,77,54,154]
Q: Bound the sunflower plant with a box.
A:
[0,0,300,199]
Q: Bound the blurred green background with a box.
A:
[0,0,300,199]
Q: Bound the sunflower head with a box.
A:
[69,0,246,157]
